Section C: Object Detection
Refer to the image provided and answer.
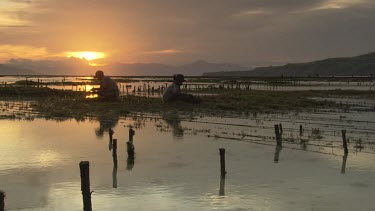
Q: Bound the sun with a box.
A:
[65,51,106,60]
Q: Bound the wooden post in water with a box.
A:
[300,125,303,136]
[342,130,348,154]
[0,190,5,211]
[274,124,282,147]
[112,139,118,188]
[219,148,226,177]
[79,161,92,211]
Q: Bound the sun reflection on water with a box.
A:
[33,150,64,168]
[85,94,98,99]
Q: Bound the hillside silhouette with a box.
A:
[204,52,375,77]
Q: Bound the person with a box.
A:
[92,70,120,101]
[162,74,201,103]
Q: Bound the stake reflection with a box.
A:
[274,145,282,163]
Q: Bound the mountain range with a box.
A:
[204,52,375,77]
[0,58,248,76]
[2,52,375,77]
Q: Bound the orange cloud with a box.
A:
[143,49,185,55]
[0,0,31,27]
[64,51,106,60]
[0,45,48,61]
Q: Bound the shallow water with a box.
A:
[1,76,374,94]
[0,112,375,210]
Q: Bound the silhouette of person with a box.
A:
[162,74,201,103]
[92,70,120,101]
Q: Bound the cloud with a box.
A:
[0,45,48,61]
[0,0,31,27]
[143,49,186,55]
[302,0,372,12]
[64,51,106,60]
[0,0,374,65]
[233,9,273,17]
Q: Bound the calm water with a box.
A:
[1,76,374,93]
[1,111,375,210]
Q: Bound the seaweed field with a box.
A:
[0,76,375,210]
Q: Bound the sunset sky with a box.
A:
[1,0,375,65]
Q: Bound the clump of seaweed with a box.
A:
[309,128,323,140]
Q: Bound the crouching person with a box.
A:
[163,74,201,104]
[92,70,120,101]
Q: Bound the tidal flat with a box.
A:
[0,77,375,210]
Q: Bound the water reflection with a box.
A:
[108,129,114,151]
[341,153,348,174]
[219,175,225,196]
[301,141,307,151]
[95,114,119,138]
[126,157,135,171]
[162,112,184,138]
[126,141,136,171]
[274,146,282,163]
[126,128,136,171]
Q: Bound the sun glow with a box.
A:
[65,51,106,60]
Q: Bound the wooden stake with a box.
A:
[113,147,118,188]
[219,148,226,176]
[300,125,303,136]
[79,161,92,211]
[342,130,348,154]
[274,124,282,147]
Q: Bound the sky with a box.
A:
[0,0,375,66]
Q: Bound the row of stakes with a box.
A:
[80,124,350,211]
[0,124,350,211]
[80,128,136,211]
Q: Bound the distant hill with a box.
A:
[108,60,248,76]
[3,58,95,76]
[0,64,37,75]
[204,52,375,77]
[1,58,248,76]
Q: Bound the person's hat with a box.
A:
[173,74,186,82]
[94,70,104,78]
